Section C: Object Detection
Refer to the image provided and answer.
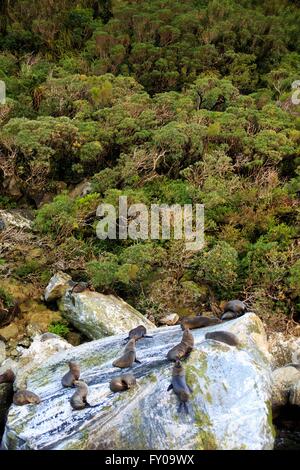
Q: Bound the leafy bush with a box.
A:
[194,242,239,293]
[0,287,14,309]
[48,321,70,338]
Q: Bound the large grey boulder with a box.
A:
[271,365,300,408]
[2,313,275,450]
[44,272,73,302]
[59,291,156,339]
[13,334,73,390]
[268,332,300,368]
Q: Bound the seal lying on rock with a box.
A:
[205,331,239,346]
[167,360,192,413]
[109,373,137,392]
[181,316,221,330]
[113,339,141,368]
[0,368,15,384]
[221,300,247,320]
[124,325,152,342]
[167,328,194,361]
[61,361,80,387]
[70,380,90,410]
[13,390,41,406]
[40,332,61,342]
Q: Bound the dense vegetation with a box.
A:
[0,0,299,328]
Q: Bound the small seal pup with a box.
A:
[221,300,247,320]
[70,380,90,410]
[181,316,221,330]
[40,332,60,342]
[167,360,192,413]
[13,390,41,406]
[167,328,194,361]
[109,373,137,392]
[205,331,239,346]
[61,361,80,387]
[0,368,15,384]
[124,325,152,342]
[113,339,141,368]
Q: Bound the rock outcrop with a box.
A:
[268,333,300,368]
[44,272,73,303]
[0,210,32,231]
[271,365,300,409]
[2,313,275,450]
[12,334,73,390]
[159,313,179,326]
[59,291,156,340]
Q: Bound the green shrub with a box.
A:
[0,287,14,308]
[48,321,70,338]
[194,242,239,293]
[14,260,41,278]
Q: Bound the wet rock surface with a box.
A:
[2,313,275,450]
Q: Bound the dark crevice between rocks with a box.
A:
[273,404,300,450]
[0,383,14,444]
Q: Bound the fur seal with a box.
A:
[205,331,239,346]
[167,360,192,413]
[113,339,141,368]
[0,368,15,384]
[70,380,90,410]
[181,316,221,330]
[61,361,80,387]
[109,373,137,392]
[167,329,194,362]
[13,390,41,406]
[70,282,90,294]
[40,332,61,342]
[124,325,152,342]
[221,300,247,320]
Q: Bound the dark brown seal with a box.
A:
[70,380,89,410]
[113,339,141,368]
[167,360,192,413]
[221,300,247,320]
[181,316,221,330]
[109,373,137,392]
[70,282,90,294]
[0,368,15,384]
[61,361,80,387]
[205,331,239,346]
[167,329,194,362]
[13,390,41,406]
[124,325,152,342]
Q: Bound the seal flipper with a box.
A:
[177,402,183,413]
[167,384,173,391]
[183,402,189,414]
[143,335,153,339]
[123,336,130,342]
[135,358,142,364]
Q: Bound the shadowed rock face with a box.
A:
[2,313,274,450]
